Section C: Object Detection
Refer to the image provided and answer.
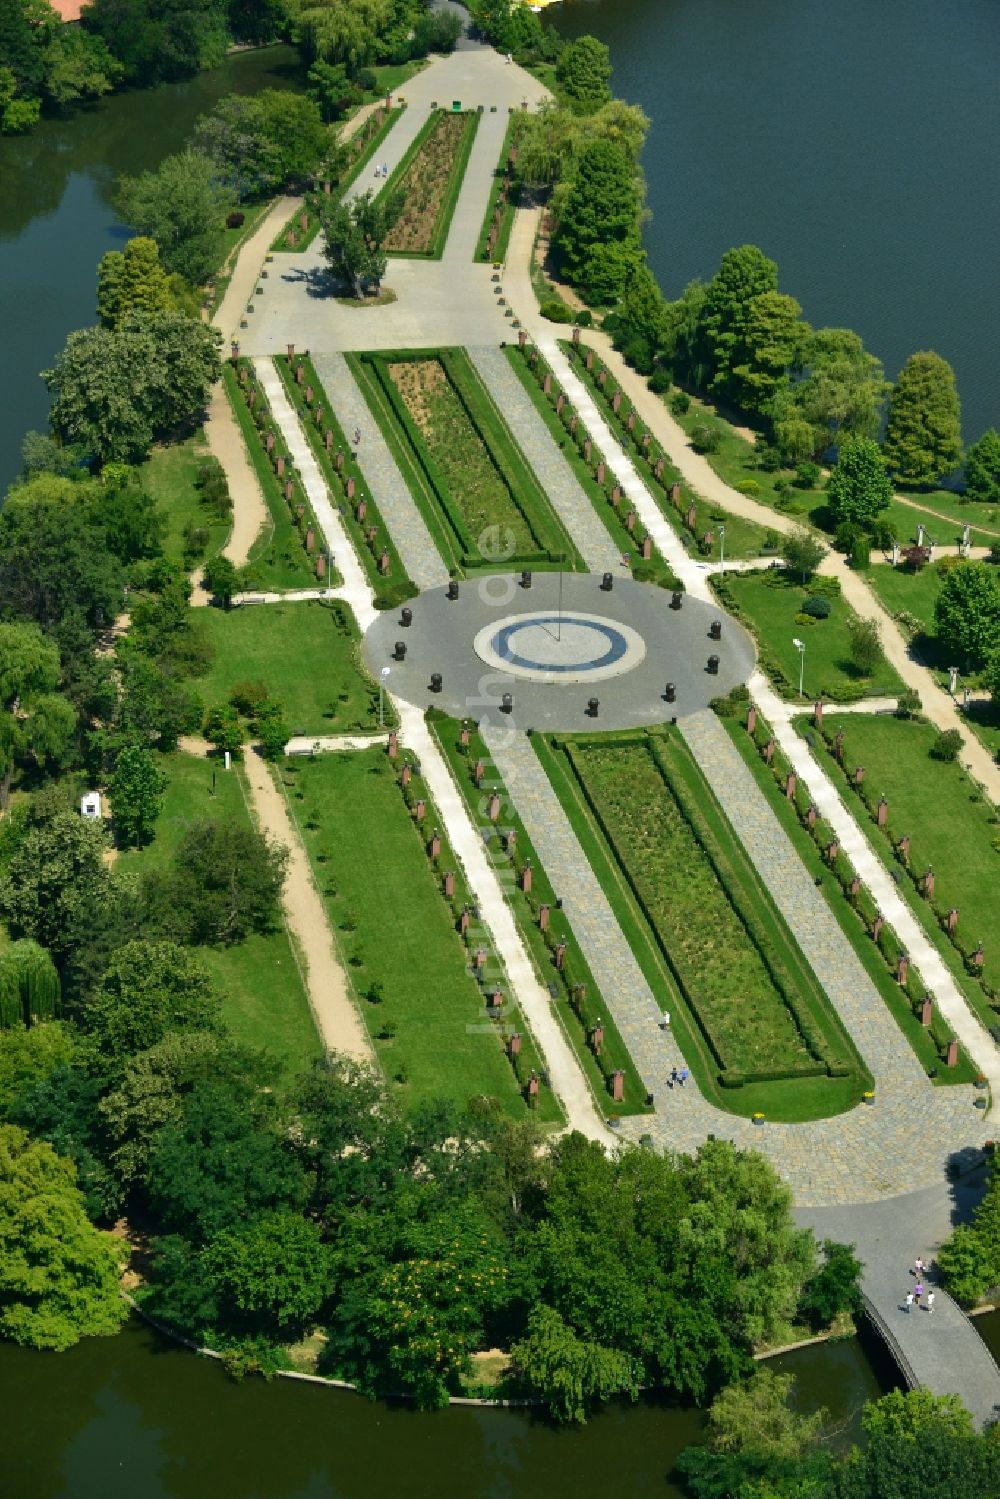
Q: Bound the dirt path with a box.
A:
[177,737,372,1061]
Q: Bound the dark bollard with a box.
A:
[447,580,459,601]
[601,572,613,592]
[430,672,443,693]
[401,606,413,627]
[709,619,722,640]
[664,682,676,703]
[588,697,599,718]
[707,655,720,675]
[671,590,683,610]
[394,641,406,661]
[501,691,513,714]
[520,569,532,589]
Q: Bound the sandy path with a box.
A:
[177,737,372,1061]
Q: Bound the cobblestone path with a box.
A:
[482,722,985,1205]
[311,352,449,592]
[467,346,622,573]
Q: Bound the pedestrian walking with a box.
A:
[914,1282,924,1308]
[905,1292,914,1312]
[354,426,361,447]
[914,1256,925,1278]
[661,1011,670,1030]
[926,1292,935,1314]
[670,1066,678,1087]
[382,162,388,177]
[679,1067,689,1086]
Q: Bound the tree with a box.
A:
[0,1124,128,1350]
[96,236,171,328]
[307,58,353,121]
[0,810,113,964]
[963,427,1000,506]
[509,1304,639,1424]
[203,702,244,758]
[0,619,70,805]
[202,1211,332,1336]
[835,1403,1000,1499]
[43,314,222,465]
[881,351,963,485]
[85,940,219,1062]
[862,1389,973,1442]
[783,527,826,583]
[320,188,400,296]
[115,148,234,284]
[696,244,779,400]
[0,478,125,634]
[202,554,239,607]
[193,90,329,200]
[108,744,166,848]
[42,23,121,109]
[0,1021,76,1115]
[157,818,288,944]
[0,940,61,1030]
[611,262,669,373]
[985,646,1000,704]
[730,290,809,416]
[679,1369,832,1499]
[797,1239,862,1329]
[934,561,1000,665]
[82,0,229,85]
[780,326,887,459]
[938,1154,1000,1304]
[284,0,399,69]
[556,34,612,115]
[826,438,893,529]
[848,616,883,677]
[256,700,289,761]
[555,139,643,303]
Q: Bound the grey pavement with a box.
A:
[310,351,448,591]
[467,346,622,572]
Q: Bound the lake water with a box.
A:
[0,1315,898,1499]
[551,0,1000,444]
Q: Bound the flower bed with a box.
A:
[382,109,479,257]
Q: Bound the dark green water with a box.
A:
[0,45,301,493]
[0,1317,896,1499]
[553,0,1000,444]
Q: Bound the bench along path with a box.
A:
[311,351,449,593]
[467,345,622,574]
[482,721,983,1205]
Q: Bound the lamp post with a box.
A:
[718,523,726,574]
[379,666,390,728]
[792,637,806,698]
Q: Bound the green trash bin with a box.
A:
[452,100,461,111]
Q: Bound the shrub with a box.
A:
[895,688,922,718]
[691,424,720,454]
[755,444,783,473]
[735,479,760,496]
[540,299,574,324]
[576,309,593,327]
[648,369,670,394]
[226,211,245,229]
[850,536,871,571]
[355,67,377,93]
[801,595,831,619]
[229,680,269,716]
[795,461,821,489]
[794,612,817,627]
[834,520,862,553]
[669,391,690,416]
[930,729,962,761]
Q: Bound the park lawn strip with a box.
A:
[476,112,519,262]
[351,347,583,571]
[117,750,320,1074]
[191,600,394,737]
[713,568,905,702]
[809,714,1000,997]
[865,559,945,640]
[284,746,561,1120]
[433,715,651,1115]
[717,708,976,1085]
[223,365,321,591]
[381,109,480,258]
[142,434,229,570]
[535,731,867,1122]
[275,354,417,610]
[269,107,406,253]
[502,345,682,589]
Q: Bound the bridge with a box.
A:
[799,1170,1000,1429]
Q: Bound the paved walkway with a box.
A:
[286,732,389,755]
[467,346,621,571]
[233,587,347,606]
[310,352,449,591]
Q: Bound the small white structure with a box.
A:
[80,791,101,820]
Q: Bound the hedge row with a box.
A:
[477,116,519,262]
[275,354,418,612]
[231,358,324,574]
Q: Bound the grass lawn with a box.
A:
[719,711,977,1083]
[285,747,560,1119]
[190,600,393,736]
[810,715,1000,995]
[476,114,518,262]
[537,730,869,1120]
[865,560,945,639]
[717,569,905,701]
[897,486,1000,540]
[433,716,651,1115]
[142,435,229,570]
[223,366,319,592]
[964,700,1000,761]
[117,751,320,1074]
[382,110,479,258]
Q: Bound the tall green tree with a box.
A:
[108,743,166,848]
[82,0,229,85]
[826,437,893,528]
[115,148,234,284]
[555,34,612,115]
[97,236,171,328]
[0,620,76,806]
[85,940,220,1061]
[203,1211,333,1336]
[555,138,643,303]
[775,326,887,460]
[0,940,61,1029]
[146,817,288,945]
[0,809,114,964]
[696,245,779,402]
[0,1020,77,1115]
[0,477,126,633]
[509,1304,640,1425]
[934,560,1000,665]
[0,1124,128,1350]
[881,350,963,485]
[730,290,809,416]
[679,1369,832,1499]
[193,90,329,200]
[963,427,1000,505]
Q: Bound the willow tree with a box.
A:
[0,941,61,1029]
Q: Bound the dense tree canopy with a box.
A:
[555,34,612,115]
[82,0,229,85]
[696,244,779,402]
[881,351,963,485]
[193,89,330,199]
[0,0,121,133]
[555,138,644,304]
[963,427,1000,505]
[933,560,1000,665]
[83,941,220,1062]
[826,438,894,529]
[97,237,171,328]
[115,149,234,284]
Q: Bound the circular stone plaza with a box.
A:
[363,571,756,732]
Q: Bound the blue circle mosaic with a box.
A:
[491,616,630,674]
